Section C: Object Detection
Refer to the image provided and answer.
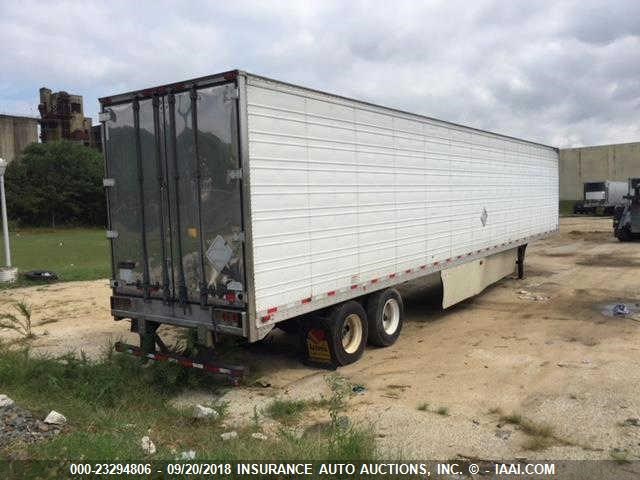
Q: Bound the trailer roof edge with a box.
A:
[99,69,557,152]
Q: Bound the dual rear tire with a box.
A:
[322,288,404,366]
[365,288,404,347]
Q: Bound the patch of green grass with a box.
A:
[522,435,554,452]
[0,300,34,338]
[436,406,449,416]
[415,402,448,416]
[265,399,311,424]
[0,228,109,290]
[500,412,561,451]
[386,384,410,390]
[0,345,377,464]
[501,413,523,425]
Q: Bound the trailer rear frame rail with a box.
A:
[114,341,245,386]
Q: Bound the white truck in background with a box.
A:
[574,180,628,215]
[100,70,558,372]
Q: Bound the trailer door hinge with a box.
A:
[224,88,239,102]
[103,178,115,187]
[227,169,243,183]
[98,110,114,123]
[106,230,119,239]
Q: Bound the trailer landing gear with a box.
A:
[517,244,527,279]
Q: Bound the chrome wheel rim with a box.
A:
[342,314,363,354]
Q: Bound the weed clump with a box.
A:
[0,301,34,339]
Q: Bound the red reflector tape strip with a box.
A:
[255,232,552,322]
[208,366,231,374]
[114,342,244,385]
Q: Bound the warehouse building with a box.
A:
[0,114,39,163]
[559,141,640,200]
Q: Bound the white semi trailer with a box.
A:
[574,180,628,215]
[100,70,558,372]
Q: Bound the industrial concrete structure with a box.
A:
[39,87,95,147]
[560,142,640,200]
[0,114,39,163]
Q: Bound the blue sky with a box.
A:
[1,0,638,147]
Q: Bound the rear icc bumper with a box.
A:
[110,295,246,337]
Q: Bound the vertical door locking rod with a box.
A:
[152,95,171,303]
[132,98,151,300]
[190,87,209,307]
[168,92,188,305]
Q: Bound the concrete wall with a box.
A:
[0,114,39,163]
[560,142,640,200]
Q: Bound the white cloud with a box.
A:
[0,0,638,146]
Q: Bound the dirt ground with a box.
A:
[0,279,136,356]
[2,217,640,460]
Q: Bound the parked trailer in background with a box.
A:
[100,70,558,369]
[574,180,627,215]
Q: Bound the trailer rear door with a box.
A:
[103,82,245,308]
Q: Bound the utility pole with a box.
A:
[0,158,17,282]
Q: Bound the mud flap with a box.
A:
[300,318,338,370]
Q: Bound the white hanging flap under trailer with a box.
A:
[100,70,558,375]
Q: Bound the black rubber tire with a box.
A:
[327,301,368,366]
[365,288,404,347]
[617,227,632,242]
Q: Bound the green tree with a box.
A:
[5,141,105,227]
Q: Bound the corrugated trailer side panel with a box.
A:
[244,75,558,323]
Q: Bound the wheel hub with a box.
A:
[382,298,400,335]
[342,314,363,354]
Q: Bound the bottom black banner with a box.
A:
[1,460,639,480]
